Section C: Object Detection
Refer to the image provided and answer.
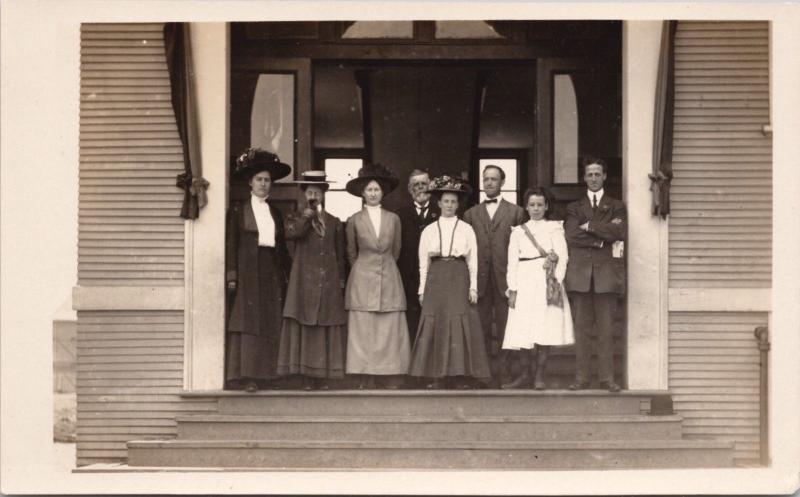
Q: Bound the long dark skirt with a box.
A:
[226,247,284,383]
[408,258,491,380]
[276,318,347,379]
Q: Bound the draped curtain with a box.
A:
[164,22,208,220]
[650,20,677,219]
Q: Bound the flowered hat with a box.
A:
[292,170,334,191]
[345,162,399,197]
[427,175,472,197]
[234,148,291,181]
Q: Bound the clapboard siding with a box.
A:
[669,21,771,289]
[79,23,184,287]
[668,312,765,463]
[75,311,215,466]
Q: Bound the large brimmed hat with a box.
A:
[345,162,399,197]
[427,175,472,197]
[292,170,334,191]
[234,147,291,181]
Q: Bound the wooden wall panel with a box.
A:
[79,23,185,287]
[669,21,771,289]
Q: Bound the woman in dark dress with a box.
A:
[225,148,292,392]
[408,175,491,389]
[277,171,347,390]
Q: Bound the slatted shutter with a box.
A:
[76,23,210,466]
[668,21,771,465]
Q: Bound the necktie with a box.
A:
[417,204,427,222]
[592,194,598,209]
[312,211,326,237]
[484,198,498,204]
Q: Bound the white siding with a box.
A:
[668,21,771,465]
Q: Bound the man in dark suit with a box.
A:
[564,157,627,392]
[463,165,526,387]
[396,169,439,343]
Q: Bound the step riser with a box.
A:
[127,446,733,469]
[217,397,644,416]
[177,420,682,442]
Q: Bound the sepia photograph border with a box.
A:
[2,0,800,494]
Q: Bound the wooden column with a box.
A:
[184,23,229,391]
[622,21,668,390]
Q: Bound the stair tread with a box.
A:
[128,439,733,450]
[176,414,682,424]
[182,389,668,398]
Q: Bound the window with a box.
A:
[553,73,579,184]
[324,158,363,221]
[435,21,506,39]
[478,158,518,204]
[341,21,413,39]
[250,73,295,180]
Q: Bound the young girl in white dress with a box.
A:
[502,187,574,389]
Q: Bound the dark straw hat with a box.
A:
[234,148,291,181]
[293,170,334,191]
[427,175,472,197]
[345,162,399,197]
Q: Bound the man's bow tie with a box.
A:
[484,198,498,204]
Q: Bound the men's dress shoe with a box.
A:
[501,373,530,390]
[567,381,590,391]
[243,381,259,393]
[600,381,621,393]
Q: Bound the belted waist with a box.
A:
[431,255,465,262]
[258,245,276,251]
[519,256,543,262]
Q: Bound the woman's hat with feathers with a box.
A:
[427,175,472,197]
[345,162,399,197]
[234,147,291,181]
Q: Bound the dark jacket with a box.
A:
[282,210,347,326]
[225,200,291,333]
[396,202,440,300]
[463,198,526,298]
[564,194,627,294]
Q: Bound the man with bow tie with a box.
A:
[396,169,440,344]
[564,157,627,392]
[463,165,526,387]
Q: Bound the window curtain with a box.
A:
[650,20,677,219]
[164,22,208,220]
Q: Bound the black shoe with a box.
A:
[567,380,590,391]
[501,373,530,390]
[243,380,258,393]
[600,381,621,393]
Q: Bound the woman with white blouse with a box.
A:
[408,176,491,389]
[502,187,574,390]
[343,163,410,389]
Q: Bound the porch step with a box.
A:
[175,413,684,442]
[126,439,734,470]
[184,389,649,416]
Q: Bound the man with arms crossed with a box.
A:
[464,165,525,387]
[564,157,626,392]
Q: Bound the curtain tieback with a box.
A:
[176,172,210,209]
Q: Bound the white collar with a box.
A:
[251,193,269,203]
[587,189,604,204]
[365,204,381,211]
[415,201,429,209]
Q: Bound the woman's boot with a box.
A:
[502,350,532,389]
[533,345,549,390]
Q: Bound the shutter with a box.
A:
[668,21,771,466]
[670,21,771,289]
[79,23,185,287]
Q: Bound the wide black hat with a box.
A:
[427,175,472,197]
[234,148,291,181]
[292,170,334,191]
[344,162,399,197]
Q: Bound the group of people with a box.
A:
[225,148,627,393]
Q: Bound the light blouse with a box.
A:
[251,193,276,247]
[506,219,568,293]
[418,215,478,295]
[365,204,382,238]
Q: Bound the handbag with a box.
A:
[520,224,564,308]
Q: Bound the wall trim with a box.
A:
[668,288,772,313]
[72,286,184,311]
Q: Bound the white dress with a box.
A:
[502,219,574,349]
